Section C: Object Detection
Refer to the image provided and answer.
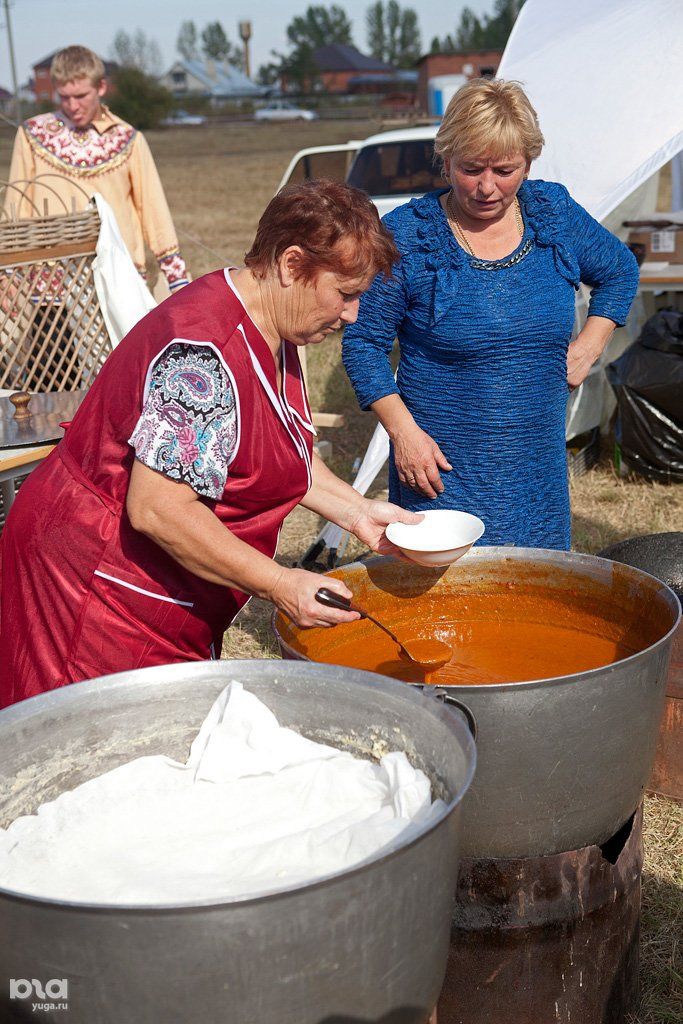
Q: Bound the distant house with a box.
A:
[32,52,119,103]
[416,50,502,113]
[346,70,418,105]
[0,86,13,115]
[19,80,36,104]
[311,44,396,94]
[159,59,264,100]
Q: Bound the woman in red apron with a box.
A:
[0,180,415,706]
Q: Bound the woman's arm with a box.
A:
[341,257,407,410]
[566,315,616,389]
[371,395,452,499]
[127,344,354,628]
[343,247,452,499]
[300,451,421,556]
[567,194,640,388]
[126,461,358,629]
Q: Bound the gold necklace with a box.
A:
[446,191,524,258]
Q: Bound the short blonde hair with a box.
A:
[435,79,544,169]
[50,46,105,87]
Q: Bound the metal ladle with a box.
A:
[315,588,452,671]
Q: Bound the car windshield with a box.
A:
[347,140,442,197]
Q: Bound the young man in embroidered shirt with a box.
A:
[6,45,189,293]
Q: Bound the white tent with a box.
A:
[305,0,683,566]
[498,0,683,225]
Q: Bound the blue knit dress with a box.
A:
[342,181,639,549]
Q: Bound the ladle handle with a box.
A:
[315,588,365,617]
[314,588,407,651]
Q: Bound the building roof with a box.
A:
[0,86,13,100]
[165,59,263,97]
[348,70,418,86]
[33,51,119,76]
[416,49,503,65]
[33,50,60,70]
[313,44,394,73]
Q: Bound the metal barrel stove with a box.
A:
[273,548,681,1023]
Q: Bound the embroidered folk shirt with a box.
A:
[6,106,188,290]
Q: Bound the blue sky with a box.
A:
[3,0,495,86]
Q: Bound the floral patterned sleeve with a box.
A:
[129,343,238,500]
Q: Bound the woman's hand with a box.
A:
[567,317,617,390]
[269,568,360,629]
[567,337,601,390]
[393,422,452,498]
[348,500,423,558]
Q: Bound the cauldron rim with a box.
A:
[0,659,476,913]
[273,547,682,692]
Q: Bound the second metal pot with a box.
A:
[274,548,681,859]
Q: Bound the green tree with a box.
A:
[109,66,173,129]
[201,21,230,60]
[177,20,198,62]
[256,61,281,87]
[484,0,525,48]
[439,0,525,52]
[201,21,244,70]
[366,1,386,62]
[275,43,321,92]
[453,8,487,50]
[275,5,353,91]
[286,5,353,50]
[365,1,421,68]
[397,7,420,66]
[111,29,162,76]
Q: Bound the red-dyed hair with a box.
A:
[244,179,399,283]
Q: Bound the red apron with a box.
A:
[0,270,314,707]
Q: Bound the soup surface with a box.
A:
[283,587,647,686]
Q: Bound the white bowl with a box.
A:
[385,509,485,567]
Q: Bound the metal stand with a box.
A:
[438,806,643,1024]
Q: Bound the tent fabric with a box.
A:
[497,0,683,223]
[672,152,683,213]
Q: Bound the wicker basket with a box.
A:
[0,208,101,258]
[0,200,112,393]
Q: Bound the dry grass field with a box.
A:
[2,121,681,1020]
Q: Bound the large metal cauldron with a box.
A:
[0,660,475,1024]
[273,548,681,859]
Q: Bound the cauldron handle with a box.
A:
[415,685,477,740]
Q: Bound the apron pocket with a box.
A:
[66,560,205,681]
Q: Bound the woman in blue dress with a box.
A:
[342,80,639,549]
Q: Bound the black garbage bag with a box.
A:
[607,308,683,482]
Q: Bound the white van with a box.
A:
[277,125,441,218]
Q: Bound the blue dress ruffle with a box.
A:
[342,181,639,549]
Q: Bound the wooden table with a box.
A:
[0,444,55,517]
[638,262,683,292]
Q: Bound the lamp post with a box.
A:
[3,0,21,122]
[238,21,252,80]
